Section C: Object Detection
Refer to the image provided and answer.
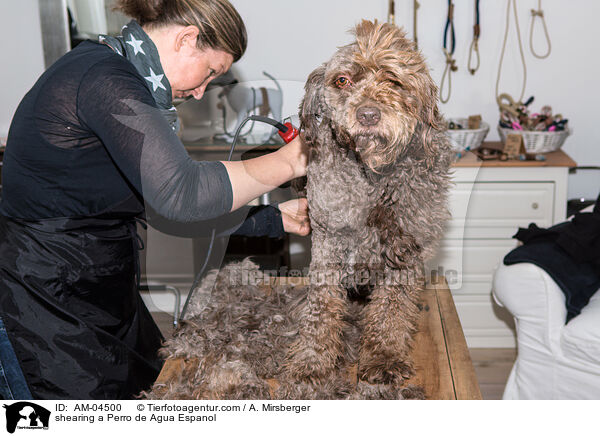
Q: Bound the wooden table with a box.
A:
[156,278,482,400]
[408,280,482,399]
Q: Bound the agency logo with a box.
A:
[3,402,50,433]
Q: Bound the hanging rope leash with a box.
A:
[495,0,527,110]
[529,0,551,59]
[413,0,420,49]
[467,0,481,75]
[388,0,395,24]
[440,0,457,104]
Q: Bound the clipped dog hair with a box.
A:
[142,259,421,400]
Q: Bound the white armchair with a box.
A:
[493,261,600,399]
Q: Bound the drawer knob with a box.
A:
[532,202,539,210]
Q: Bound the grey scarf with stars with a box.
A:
[99,20,180,131]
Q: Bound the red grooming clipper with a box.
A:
[277,122,299,144]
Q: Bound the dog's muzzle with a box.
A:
[356,106,381,126]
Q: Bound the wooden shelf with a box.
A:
[453,141,577,168]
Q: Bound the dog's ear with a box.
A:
[418,75,444,165]
[299,64,326,144]
[421,76,443,131]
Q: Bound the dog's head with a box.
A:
[300,20,442,171]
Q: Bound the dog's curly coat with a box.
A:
[284,19,453,387]
[143,20,452,400]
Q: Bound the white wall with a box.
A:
[1,1,599,199]
[0,0,44,137]
[230,0,600,200]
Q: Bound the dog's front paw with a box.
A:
[399,384,426,400]
[358,358,415,385]
[351,381,425,400]
[284,341,338,383]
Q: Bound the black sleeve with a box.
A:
[231,204,285,238]
[144,204,285,238]
[77,57,233,223]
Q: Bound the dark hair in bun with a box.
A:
[115,0,247,62]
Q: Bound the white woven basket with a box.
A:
[497,126,571,154]
[446,118,489,152]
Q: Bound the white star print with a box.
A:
[126,34,145,56]
[144,68,166,92]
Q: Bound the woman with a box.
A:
[0,0,309,400]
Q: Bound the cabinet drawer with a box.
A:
[445,182,555,239]
[427,239,518,292]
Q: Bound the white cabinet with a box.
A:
[427,149,576,347]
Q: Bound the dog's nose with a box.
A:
[356,106,381,126]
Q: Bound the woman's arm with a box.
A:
[221,136,308,211]
[78,58,308,223]
[145,198,309,238]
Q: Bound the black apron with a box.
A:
[0,214,164,399]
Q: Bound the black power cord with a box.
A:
[178,115,291,322]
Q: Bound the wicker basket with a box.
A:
[497,126,571,154]
[446,118,489,152]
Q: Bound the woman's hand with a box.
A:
[278,198,311,236]
[278,135,309,179]
[222,135,308,212]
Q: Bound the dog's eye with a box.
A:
[334,76,352,89]
[389,79,405,89]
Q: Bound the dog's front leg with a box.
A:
[358,271,422,385]
[284,267,347,382]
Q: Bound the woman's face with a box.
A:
[170,46,233,100]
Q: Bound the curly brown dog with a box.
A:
[284,20,453,389]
